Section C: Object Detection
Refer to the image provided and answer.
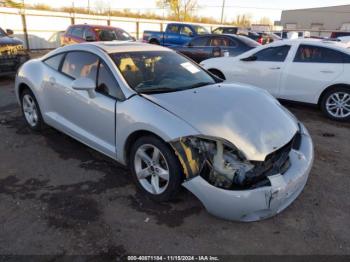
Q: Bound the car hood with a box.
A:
[0,36,23,46]
[143,83,299,161]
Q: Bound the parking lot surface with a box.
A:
[0,76,349,256]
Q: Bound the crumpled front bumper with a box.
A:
[182,124,314,222]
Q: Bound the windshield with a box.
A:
[114,29,134,41]
[0,28,6,37]
[95,28,133,41]
[193,25,209,35]
[110,51,217,93]
[237,35,261,47]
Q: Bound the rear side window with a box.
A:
[294,45,343,63]
[190,36,209,46]
[167,25,180,33]
[44,53,64,70]
[254,45,291,62]
[210,37,231,47]
[61,51,99,81]
[71,27,84,38]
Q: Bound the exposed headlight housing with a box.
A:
[171,135,293,190]
[171,136,260,189]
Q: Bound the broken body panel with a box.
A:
[182,126,313,221]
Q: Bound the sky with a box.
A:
[23,0,350,22]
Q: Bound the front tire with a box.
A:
[129,136,183,202]
[20,89,45,131]
[320,87,350,121]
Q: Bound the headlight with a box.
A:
[171,136,255,189]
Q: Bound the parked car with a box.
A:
[274,31,311,39]
[201,39,350,121]
[330,31,350,38]
[244,32,281,44]
[0,27,29,76]
[15,42,313,222]
[142,23,209,46]
[171,34,260,63]
[60,24,135,46]
[212,27,239,35]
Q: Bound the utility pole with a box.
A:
[88,0,90,14]
[220,0,225,24]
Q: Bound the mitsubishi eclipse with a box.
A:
[15,42,314,221]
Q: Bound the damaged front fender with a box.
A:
[178,125,314,222]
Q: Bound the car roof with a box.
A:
[70,24,121,30]
[269,38,350,53]
[45,42,172,58]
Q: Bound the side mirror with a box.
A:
[85,35,95,42]
[72,77,96,98]
[240,55,257,62]
[6,29,14,36]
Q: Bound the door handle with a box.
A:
[269,67,281,70]
[320,70,334,74]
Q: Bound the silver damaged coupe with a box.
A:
[15,42,314,221]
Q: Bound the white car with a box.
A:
[201,39,350,121]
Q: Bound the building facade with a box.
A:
[281,5,350,32]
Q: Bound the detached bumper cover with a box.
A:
[182,124,314,222]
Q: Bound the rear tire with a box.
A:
[320,86,350,121]
[20,88,45,131]
[129,136,183,202]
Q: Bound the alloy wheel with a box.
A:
[22,94,39,127]
[134,144,170,195]
[325,92,350,119]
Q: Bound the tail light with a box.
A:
[258,37,263,44]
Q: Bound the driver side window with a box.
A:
[96,62,124,99]
[253,45,291,62]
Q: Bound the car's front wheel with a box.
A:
[321,87,350,121]
[20,89,44,131]
[129,136,183,202]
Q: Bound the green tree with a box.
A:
[259,17,272,25]
[233,14,252,28]
[3,0,24,8]
[157,0,197,21]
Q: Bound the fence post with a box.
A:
[136,21,140,40]
[21,14,30,51]
[160,23,163,32]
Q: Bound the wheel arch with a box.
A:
[123,130,168,166]
[149,38,160,45]
[208,68,226,80]
[318,83,350,107]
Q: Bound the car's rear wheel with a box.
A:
[321,87,350,121]
[20,89,44,131]
[129,136,183,202]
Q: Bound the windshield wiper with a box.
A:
[135,87,179,94]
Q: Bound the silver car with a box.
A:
[15,42,314,222]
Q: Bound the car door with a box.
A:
[280,44,344,103]
[230,45,291,97]
[43,51,117,158]
[179,25,195,46]
[164,24,180,46]
[179,36,210,63]
[69,27,85,44]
